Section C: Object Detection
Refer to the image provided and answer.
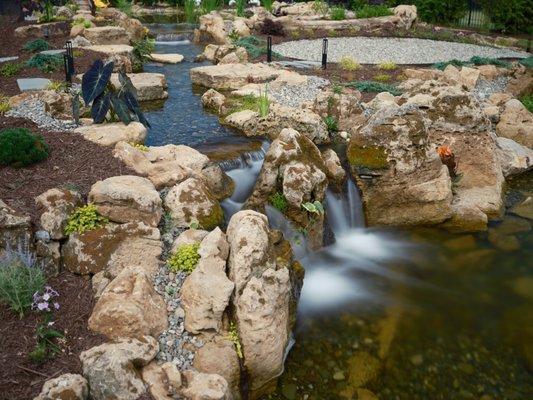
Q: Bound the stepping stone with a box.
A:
[0,56,18,63]
[40,49,66,55]
[17,78,51,92]
[85,44,133,57]
[149,53,184,64]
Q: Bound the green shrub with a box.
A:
[521,94,533,113]
[433,56,510,70]
[23,39,50,52]
[415,0,467,24]
[345,80,402,95]
[168,242,201,273]
[481,0,532,33]
[72,17,92,28]
[339,55,360,71]
[0,62,24,77]
[0,96,10,115]
[324,115,338,132]
[269,191,288,213]
[200,0,220,15]
[330,6,346,20]
[312,0,329,16]
[332,84,344,95]
[233,35,281,59]
[26,54,63,73]
[519,57,533,68]
[355,5,393,19]
[0,128,49,167]
[0,247,45,318]
[64,204,109,235]
[132,37,155,72]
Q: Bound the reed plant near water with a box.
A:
[235,0,246,17]
[258,85,270,117]
[184,0,197,23]
[261,0,273,12]
[201,0,220,14]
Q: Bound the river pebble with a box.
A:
[269,75,329,107]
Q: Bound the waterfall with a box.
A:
[220,147,412,314]
[325,179,365,236]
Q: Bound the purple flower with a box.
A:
[43,293,50,301]
[37,302,49,311]
[54,302,60,310]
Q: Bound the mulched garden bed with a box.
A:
[0,15,104,97]
[0,273,104,400]
[0,116,137,224]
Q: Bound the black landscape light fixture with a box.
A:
[322,38,328,69]
[63,40,74,84]
[267,36,272,63]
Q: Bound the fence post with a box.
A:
[267,36,272,63]
[467,0,473,27]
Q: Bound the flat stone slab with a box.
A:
[149,53,184,64]
[110,73,168,102]
[40,49,66,55]
[17,78,51,92]
[0,56,19,63]
[85,44,134,57]
[273,37,530,64]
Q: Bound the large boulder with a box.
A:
[88,267,168,340]
[0,200,31,249]
[119,17,145,42]
[194,338,241,398]
[496,137,533,176]
[14,22,68,38]
[393,5,418,29]
[349,83,505,231]
[193,12,229,44]
[88,175,162,227]
[75,122,146,147]
[496,99,533,148]
[181,228,234,334]
[190,63,287,90]
[309,88,362,130]
[245,128,328,248]
[164,178,224,230]
[35,373,88,400]
[226,210,296,398]
[80,336,158,400]
[180,255,234,334]
[225,103,330,144]
[62,222,162,277]
[35,188,83,241]
[113,142,210,189]
[141,362,182,400]
[110,73,168,102]
[83,26,130,45]
[180,370,230,400]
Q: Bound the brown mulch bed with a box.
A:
[0,273,105,400]
[0,16,104,97]
[0,116,137,224]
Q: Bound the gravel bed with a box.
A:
[272,37,529,65]
[472,76,510,101]
[153,192,203,370]
[269,75,329,108]
[6,100,77,132]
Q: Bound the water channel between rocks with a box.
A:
[143,18,533,400]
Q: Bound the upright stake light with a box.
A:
[267,36,272,63]
[63,41,74,84]
[322,38,328,69]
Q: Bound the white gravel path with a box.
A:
[272,37,529,64]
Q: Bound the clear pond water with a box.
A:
[140,18,533,400]
[141,21,250,153]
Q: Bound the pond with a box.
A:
[139,17,532,400]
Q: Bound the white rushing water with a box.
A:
[220,148,414,313]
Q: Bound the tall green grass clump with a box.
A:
[355,5,393,19]
[235,0,246,17]
[258,85,270,117]
[184,0,197,23]
[261,0,273,12]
